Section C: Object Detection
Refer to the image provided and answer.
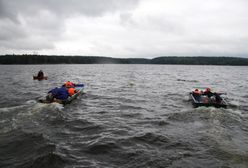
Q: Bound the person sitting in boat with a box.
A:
[37,70,44,78]
[63,81,75,88]
[203,88,222,103]
[203,88,214,98]
[193,89,202,102]
[67,87,77,96]
[46,86,69,102]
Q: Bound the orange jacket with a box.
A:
[68,88,77,96]
[65,81,74,88]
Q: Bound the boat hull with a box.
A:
[33,76,48,80]
[38,84,84,105]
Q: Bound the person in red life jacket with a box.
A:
[193,89,202,95]
[203,87,222,103]
[68,87,77,96]
[203,87,214,98]
[192,89,202,102]
[63,81,75,88]
[63,81,77,96]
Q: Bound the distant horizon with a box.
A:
[1,54,248,60]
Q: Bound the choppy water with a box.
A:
[0,64,248,168]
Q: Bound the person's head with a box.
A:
[195,89,199,91]
[65,81,72,88]
[206,88,211,92]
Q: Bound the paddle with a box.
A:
[75,84,84,87]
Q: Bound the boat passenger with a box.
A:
[68,87,77,96]
[46,87,69,102]
[64,81,75,88]
[193,89,202,102]
[37,70,44,78]
[203,88,222,103]
[203,88,214,98]
[193,89,202,95]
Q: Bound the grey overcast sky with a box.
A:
[0,0,248,58]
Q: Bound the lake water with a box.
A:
[0,64,248,168]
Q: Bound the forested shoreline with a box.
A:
[1,54,248,65]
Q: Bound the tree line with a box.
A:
[0,54,248,65]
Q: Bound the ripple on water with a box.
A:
[1,65,248,168]
[0,129,66,168]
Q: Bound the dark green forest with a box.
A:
[150,56,248,65]
[1,54,248,65]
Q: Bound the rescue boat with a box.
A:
[38,84,85,105]
[189,91,227,108]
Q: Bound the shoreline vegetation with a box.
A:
[1,54,248,65]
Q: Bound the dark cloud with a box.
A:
[0,19,26,40]
[0,0,140,20]
[0,0,248,57]
[0,9,64,50]
[0,0,140,52]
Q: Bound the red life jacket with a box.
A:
[194,90,201,95]
[68,88,76,96]
[65,81,74,87]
